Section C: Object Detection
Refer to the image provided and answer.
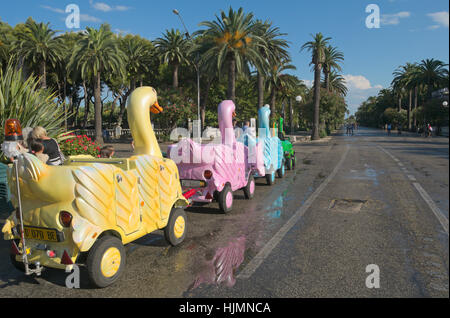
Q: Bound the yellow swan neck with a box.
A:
[127,87,162,158]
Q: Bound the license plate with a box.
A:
[181,180,206,188]
[23,226,60,242]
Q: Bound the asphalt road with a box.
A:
[0,127,448,297]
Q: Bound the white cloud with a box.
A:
[114,28,130,34]
[43,4,101,23]
[343,74,382,90]
[41,5,65,14]
[89,1,131,12]
[427,11,449,29]
[92,2,112,12]
[301,79,313,88]
[80,14,101,23]
[427,25,441,30]
[342,75,383,115]
[381,11,410,25]
[116,6,132,11]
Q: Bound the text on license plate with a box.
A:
[24,227,59,242]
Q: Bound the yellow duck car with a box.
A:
[1,87,189,288]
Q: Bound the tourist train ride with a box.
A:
[1,87,189,288]
[1,88,296,287]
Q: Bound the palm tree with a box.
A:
[301,33,331,140]
[417,58,448,99]
[266,58,296,121]
[189,35,222,127]
[322,45,344,92]
[253,20,289,109]
[392,63,420,130]
[196,7,264,102]
[13,18,63,89]
[154,29,190,89]
[391,72,405,113]
[326,71,348,96]
[120,35,153,90]
[0,21,15,70]
[69,24,125,143]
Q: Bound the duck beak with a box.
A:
[151,101,163,114]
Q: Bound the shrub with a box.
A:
[0,61,66,144]
[60,133,101,157]
[319,129,328,138]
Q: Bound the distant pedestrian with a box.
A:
[102,129,111,143]
[427,123,433,138]
[387,124,392,136]
[398,124,402,135]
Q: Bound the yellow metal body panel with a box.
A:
[2,87,188,267]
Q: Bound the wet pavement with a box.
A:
[0,127,448,297]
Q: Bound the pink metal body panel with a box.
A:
[168,100,264,200]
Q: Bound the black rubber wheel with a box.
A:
[218,184,233,213]
[9,240,25,272]
[164,208,187,246]
[10,254,25,272]
[265,171,275,185]
[277,161,286,178]
[286,157,293,170]
[243,174,255,199]
[86,235,126,288]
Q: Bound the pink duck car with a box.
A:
[168,100,264,213]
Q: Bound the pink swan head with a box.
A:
[218,100,236,144]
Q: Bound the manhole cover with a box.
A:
[328,199,367,214]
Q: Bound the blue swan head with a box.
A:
[258,105,271,138]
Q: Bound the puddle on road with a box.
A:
[190,236,246,290]
[187,169,318,292]
[265,186,314,220]
[347,164,383,186]
[266,190,288,219]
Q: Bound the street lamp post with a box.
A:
[295,95,302,131]
[173,9,201,136]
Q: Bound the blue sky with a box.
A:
[1,0,449,114]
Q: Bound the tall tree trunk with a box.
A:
[117,89,131,127]
[413,86,418,130]
[311,64,321,140]
[200,79,212,128]
[408,89,412,130]
[270,88,276,122]
[227,58,236,102]
[173,63,179,89]
[398,96,402,112]
[94,72,103,144]
[257,71,264,110]
[40,60,47,89]
[82,81,90,128]
[324,68,330,92]
[63,76,67,131]
[109,90,122,126]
